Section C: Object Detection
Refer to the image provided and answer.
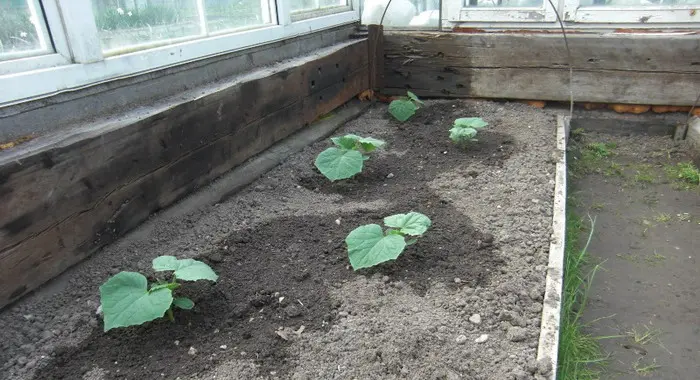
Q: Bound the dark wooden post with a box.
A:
[367,24,385,92]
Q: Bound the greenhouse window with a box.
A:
[0,0,359,105]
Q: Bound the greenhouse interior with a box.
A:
[0,0,699,379]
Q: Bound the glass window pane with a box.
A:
[291,0,348,13]
[205,0,273,34]
[579,0,700,6]
[360,0,440,27]
[92,0,201,53]
[463,0,542,7]
[0,0,53,62]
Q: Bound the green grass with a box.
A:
[654,213,672,223]
[633,164,656,184]
[558,208,607,380]
[586,142,616,158]
[665,162,700,189]
[634,359,661,377]
[570,142,620,177]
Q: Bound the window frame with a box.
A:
[562,0,700,24]
[0,0,360,106]
[442,0,560,24]
[0,0,72,75]
[441,0,700,26]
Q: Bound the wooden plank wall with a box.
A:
[0,39,369,308]
[383,32,700,105]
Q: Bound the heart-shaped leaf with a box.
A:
[314,147,365,181]
[152,256,218,282]
[346,224,406,270]
[173,297,195,310]
[389,99,418,122]
[384,212,432,236]
[100,272,173,332]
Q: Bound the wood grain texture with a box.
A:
[383,32,700,105]
[0,40,368,308]
[368,24,385,91]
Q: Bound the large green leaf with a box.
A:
[314,147,365,181]
[346,224,407,270]
[99,272,173,332]
[152,256,219,282]
[388,99,418,122]
[450,127,478,143]
[384,212,432,236]
[454,117,488,129]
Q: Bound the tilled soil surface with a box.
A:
[0,100,557,380]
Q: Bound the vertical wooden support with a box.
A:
[367,24,384,92]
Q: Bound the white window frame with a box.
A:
[0,0,360,106]
[0,0,72,75]
[442,0,560,24]
[441,0,700,26]
[563,0,700,23]
[291,0,353,21]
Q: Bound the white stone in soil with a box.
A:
[188,346,197,356]
[455,335,468,344]
[469,314,482,324]
[474,334,489,343]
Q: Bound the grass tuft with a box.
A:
[557,206,607,380]
[665,162,700,189]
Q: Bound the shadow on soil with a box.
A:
[32,206,503,380]
[32,101,514,380]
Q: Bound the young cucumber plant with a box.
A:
[389,91,424,122]
[449,117,488,146]
[345,212,431,270]
[99,255,218,332]
[314,134,386,181]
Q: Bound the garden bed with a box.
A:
[0,99,558,380]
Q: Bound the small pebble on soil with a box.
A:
[469,314,482,324]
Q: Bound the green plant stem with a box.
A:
[166,308,175,322]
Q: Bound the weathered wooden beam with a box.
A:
[383,32,700,105]
[0,40,369,308]
[367,24,385,91]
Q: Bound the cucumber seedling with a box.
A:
[388,91,424,122]
[449,117,488,146]
[314,134,386,181]
[345,212,431,270]
[99,255,218,332]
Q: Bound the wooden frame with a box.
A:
[0,39,369,309]
[382,31,700,105]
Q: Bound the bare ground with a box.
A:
[0,100,558,380]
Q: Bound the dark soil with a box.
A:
[1,100,557,380]
[569,128,700,379]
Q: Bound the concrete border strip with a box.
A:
[536,114,570,379]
